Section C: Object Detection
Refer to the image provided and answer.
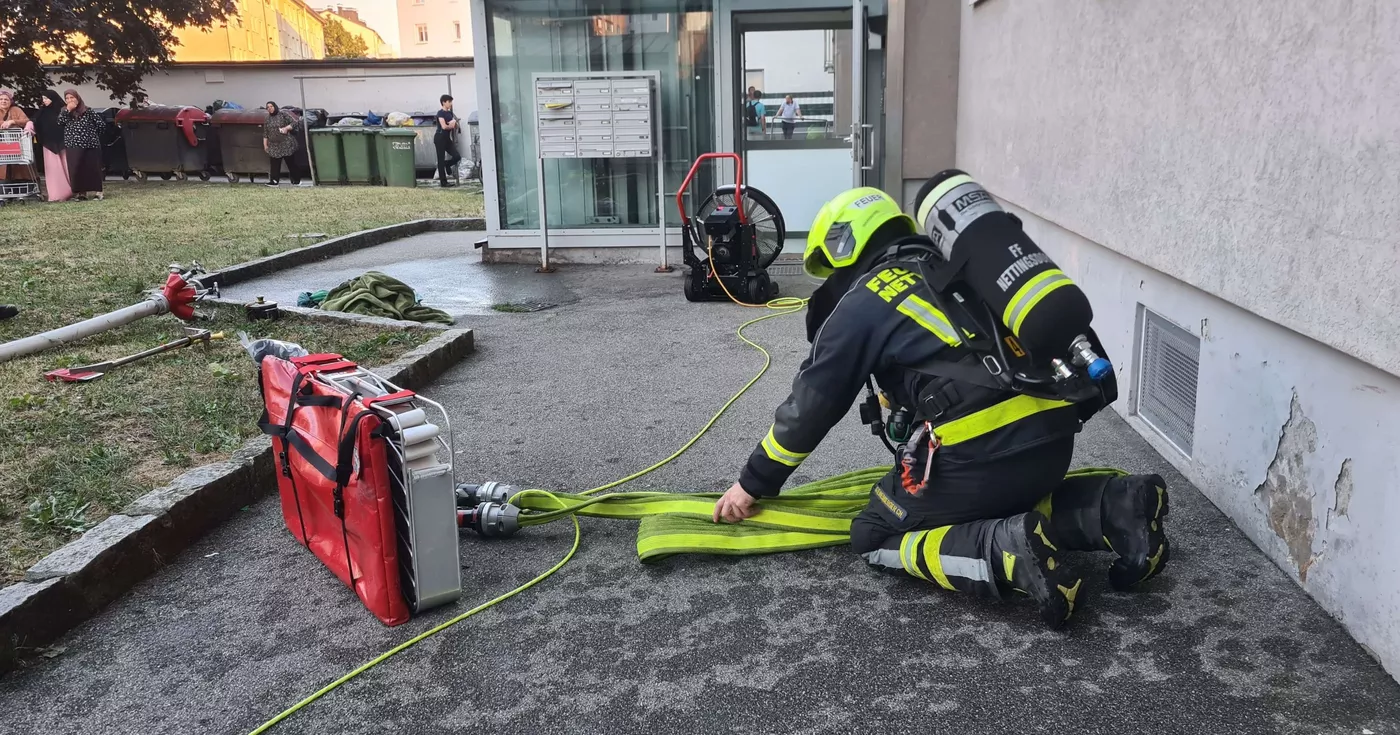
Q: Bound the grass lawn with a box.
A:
[0,181,484,583]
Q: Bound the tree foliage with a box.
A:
[324,19,369,60]
[0,0,235,104]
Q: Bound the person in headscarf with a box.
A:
[0,89,36,184]
[59,89,105,200]
[262,101,300,186]
[35,90,72,202]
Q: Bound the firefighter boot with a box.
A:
[989,512,1084,629]
[1103,474,1170,590]
[893,512,1083,629]
[1040,471,1170,591]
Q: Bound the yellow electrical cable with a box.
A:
[247,491,580,735]
[249,285,808,733]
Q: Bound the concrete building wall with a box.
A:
[953,0,1400,679]
[53,61,474,116]
[398,0,475,58]
[890,0,958,209]
[956,0,1400,377]
[743,30,833,95]
[1009,199,1400,682]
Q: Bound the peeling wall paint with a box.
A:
[1332,459,1355,520]
[1253,393,1318,580]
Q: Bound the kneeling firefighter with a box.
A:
[712,175,1170,628]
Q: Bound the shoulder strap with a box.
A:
[900,354,1008,392]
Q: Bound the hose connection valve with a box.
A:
[1069,335,1113,382]
[457,502,521,538]
[455,481,518,509]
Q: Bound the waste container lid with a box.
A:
[379,128,418,137]
[211,109,270,126]
[310,127,340,134]
[116,106,209,125]
[116,106,208,146]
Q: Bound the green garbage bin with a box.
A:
[310,128,344,184]
[339,128,379,184]
[376,129,418,188]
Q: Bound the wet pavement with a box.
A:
[2,251,1398,735]
[219,231,578,318]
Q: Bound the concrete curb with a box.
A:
[0,327,475,674]
[196,217,485,291]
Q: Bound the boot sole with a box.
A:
[1012,512,1084,630]
[1109,477,1171,591]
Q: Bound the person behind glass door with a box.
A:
[435,94,462,188]
[744,87,766,140]
[262,101,301,186]
[776,94,802,140]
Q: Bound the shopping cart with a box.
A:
[0,129,41,203]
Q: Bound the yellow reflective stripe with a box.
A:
[900,531,928,581]
[1003,269,1074,337]
[916,173,974,230]
[919,526,955,590]
[637,530,844,560]
[935,395,1073,446]
[897,294,962,346]
[762,426,809,467]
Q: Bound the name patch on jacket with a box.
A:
[872,485,908,521]
[867,267,917,303]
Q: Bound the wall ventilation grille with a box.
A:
[1137,309,1200,456]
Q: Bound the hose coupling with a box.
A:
[455,481,519,509]
[457,502,521,538]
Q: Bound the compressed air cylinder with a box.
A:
[912,169,1094,356]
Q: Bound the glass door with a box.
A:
[735,11,857,243]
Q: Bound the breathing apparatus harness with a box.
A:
[858,234,1117,455]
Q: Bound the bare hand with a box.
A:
[0,121,10,129]
[280,125,292,134]
[713,482,759,524]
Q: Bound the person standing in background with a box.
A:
[778,93,800,140]
[434,94,461,188]
[262,102,300,187]
[776,94,802,140]
[58,90,104,201]
[0,89,35,186]
[744,88,767,140]
[34,91,71,202]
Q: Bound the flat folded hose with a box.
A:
[512,467,888,561]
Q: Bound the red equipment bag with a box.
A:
[258,353,411,626]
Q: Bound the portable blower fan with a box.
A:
[677,153,786,304]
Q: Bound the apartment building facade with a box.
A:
[174,0,328,61]
[398,0,475,58]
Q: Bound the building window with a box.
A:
[417,24,429,43]
[486,1,716,230]
[454,21,462,40]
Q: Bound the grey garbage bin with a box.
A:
[409,113,439,178]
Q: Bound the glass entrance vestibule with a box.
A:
[470,0,887,264]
